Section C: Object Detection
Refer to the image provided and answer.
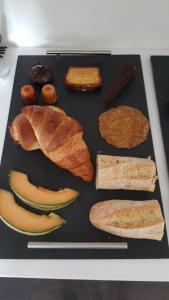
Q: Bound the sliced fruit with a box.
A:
[0,189,66,236]
[9,170,80,210]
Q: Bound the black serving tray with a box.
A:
[151,56,169,174]
[0,54,168,259]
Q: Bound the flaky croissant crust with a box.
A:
[10,106,94,182]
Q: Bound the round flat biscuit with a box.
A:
[99,105,150,149]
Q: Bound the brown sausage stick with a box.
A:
[103,63,137,105]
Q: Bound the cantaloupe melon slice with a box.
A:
[0,189,66,235]
[9,170,80,210]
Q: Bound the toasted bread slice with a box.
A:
[65,67,102,91]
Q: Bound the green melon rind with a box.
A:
[9,171,80,210]
[0,215,66,236]
[10,185,79,211]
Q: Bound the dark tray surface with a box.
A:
[151,56,169,173]
[0,54,168,259]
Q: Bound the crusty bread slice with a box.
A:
[89,199,164,241]
[65,67,102,91]
[96,155,158,192]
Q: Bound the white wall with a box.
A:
[1,0,169,49]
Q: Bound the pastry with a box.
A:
[20,85,37,105]
[103,63,137,105]
[96,155,157,192]
[89,199,164,241]
[65,67,102,91]
[30,64,53,85]
[99,105,150,149]
[42,84,57,104]
[10,106,94,182]
[10,114,39,150]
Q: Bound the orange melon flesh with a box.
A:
[9,170,79,206]
[0,189,65,233]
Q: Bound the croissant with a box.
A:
[10,106,94,182]
[10,114,39,151]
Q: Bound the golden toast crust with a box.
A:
[65,67,102,91]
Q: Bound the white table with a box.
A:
[0,47,169,281]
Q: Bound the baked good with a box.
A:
[30,64,53,85]
[10,114,39,151]
[65,67,102,91]
[10,106,94,182]
[96,155,157,192]
[42,84,57,104]
[89,199,164,241]
[20,85,37,105]
[10,107,67,150]
[103,63,137,105]
[99,105,150,149]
